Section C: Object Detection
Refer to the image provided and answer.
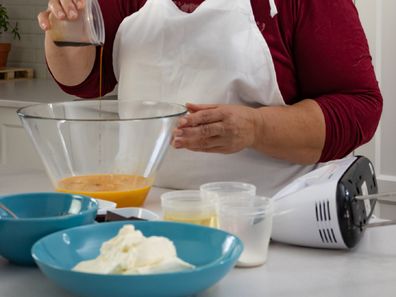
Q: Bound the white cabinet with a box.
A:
[0,79,80,173]
[0,106,44,171]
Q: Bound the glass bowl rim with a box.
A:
[16,100,188,122]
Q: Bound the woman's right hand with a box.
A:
[38,0,95,87]
[37,0,85,31]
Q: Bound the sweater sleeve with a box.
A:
[52,0,142,98]
[293,0,382,162]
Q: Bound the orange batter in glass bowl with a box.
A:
[56,174,153,207]
[17,100,187,208]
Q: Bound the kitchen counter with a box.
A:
[0,79,117,108]
[1,169,396,297]
[0,79,77,108]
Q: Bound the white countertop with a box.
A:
[0,79,77,108]
[0,79,117,108]
[1,169,396,297]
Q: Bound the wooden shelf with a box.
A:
[0,67,34,80]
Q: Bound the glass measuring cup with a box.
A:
[48,0,105,46]
[200,181,256,202]
[218,195,273,267]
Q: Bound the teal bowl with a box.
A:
[32,221,243,297]
[0,192,98,266]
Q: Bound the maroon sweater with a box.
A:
[56,0,383,162]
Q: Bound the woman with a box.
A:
[38,0,382,196]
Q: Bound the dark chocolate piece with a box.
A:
[105,210,147,222]
[95,214,106,223]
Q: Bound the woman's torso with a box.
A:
[110,0,316,196]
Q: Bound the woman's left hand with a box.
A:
[172,103,259,154]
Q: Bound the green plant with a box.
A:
[0,4,21,41]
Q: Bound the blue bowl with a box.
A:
[0,192,98,265]
[32,221,243,297]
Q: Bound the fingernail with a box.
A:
[69,10,77,18]
[174,129,183,137]
[40,22,48,30]
[57,11,65,18]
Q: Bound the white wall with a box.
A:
[355,0,396,219]
[355,0,396,192]
[1,0,49,78]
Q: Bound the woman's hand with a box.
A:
[37,0,85,31]
[38,0,95,87]
[172,103,260,154]
[172,100,325,164]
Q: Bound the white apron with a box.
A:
[113,0,316,196]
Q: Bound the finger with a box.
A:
[172,129,232,153]
[48,0,66,19]
[37,10,51,31]
[172,135,225,151]
[59,0,79,19]
[178,109,224,128]
[175,122,225,139]
[185,102,218,112]
[73,0,86,10]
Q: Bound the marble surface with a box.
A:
[1,169,396,297]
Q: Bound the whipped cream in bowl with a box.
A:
[31,221,243,297]
[73,224,194,275]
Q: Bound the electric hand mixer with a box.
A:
[271,155,396,249]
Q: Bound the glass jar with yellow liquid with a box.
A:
[161,190,217,228]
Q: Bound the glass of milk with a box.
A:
[218,195,273,267]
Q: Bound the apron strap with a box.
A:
[269,0,278,17]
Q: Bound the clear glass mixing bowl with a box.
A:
[17,100,187,207]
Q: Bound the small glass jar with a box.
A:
[161,190,217,228]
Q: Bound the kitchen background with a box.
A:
[1,0,49,78]
[0,0,396,216]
